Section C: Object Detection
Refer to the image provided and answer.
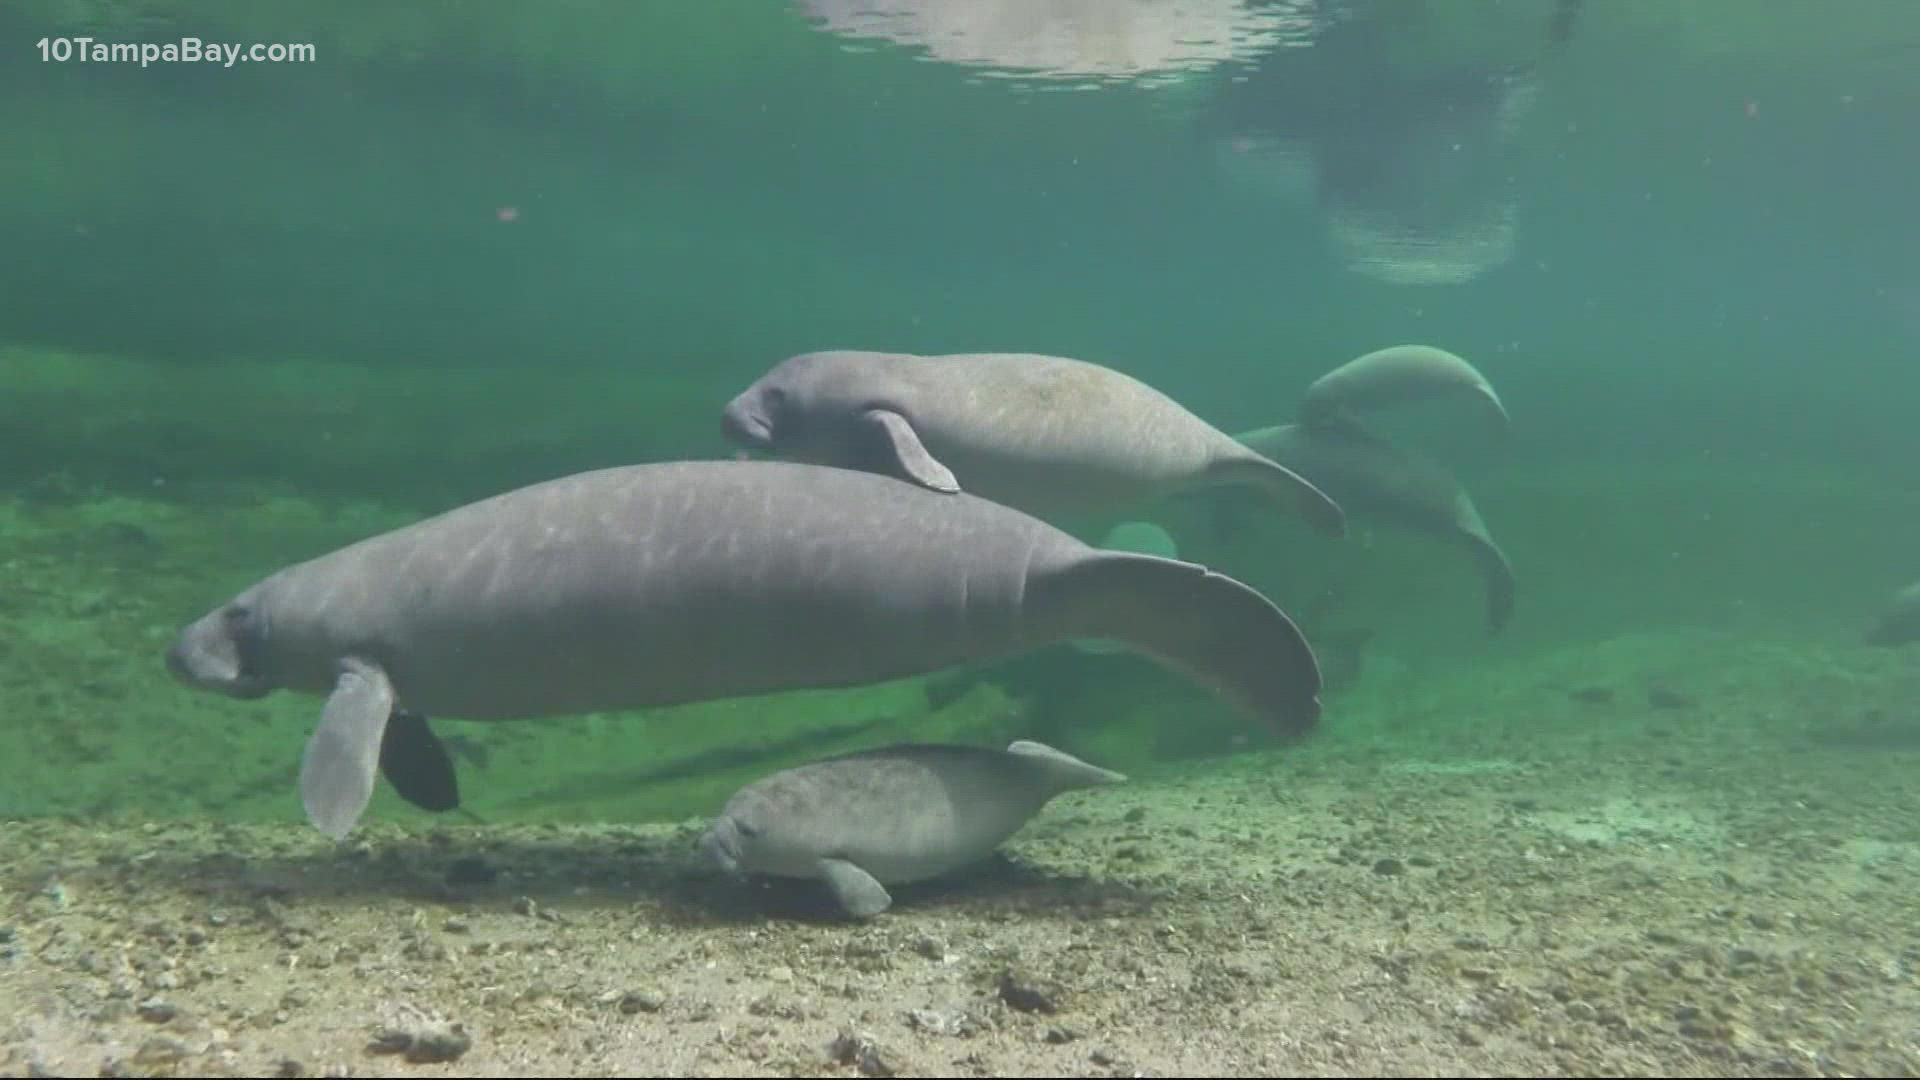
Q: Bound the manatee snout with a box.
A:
[165,603,272,699]
[719,392,774,451]
[699,814,747,878]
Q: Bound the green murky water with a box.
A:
[2,0,1918,833]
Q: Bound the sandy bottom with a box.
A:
[5,691,1918,1080]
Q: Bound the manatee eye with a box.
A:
[224,602,268,641]
[760,386,793,422]
[736,821,760,838]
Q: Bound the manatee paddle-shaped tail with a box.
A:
[1032,551,1322,736]
[1203,452,1349,539]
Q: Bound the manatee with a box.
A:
[700,738,1125,917]
[1866,581,1920,646]
[1233,414,1516,633]
[164,459,1322,840]
[1300,344,1508,434]
[719,349,1347,538]
[1074,520,1183,656]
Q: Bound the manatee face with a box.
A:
[699,814,748,878]
[720,351,895,465]
[164,593,275,700]
[700,785,814,879]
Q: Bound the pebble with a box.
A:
[132,1036,190,1067]
[370,1021,472,1064]
[905,1008,973,1037]
[998,967,1061,1013]
[619,990,665,1014]
[827,1029,893,1077]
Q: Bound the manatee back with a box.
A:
[246,461,1096,720]
[1301,344,1508,434]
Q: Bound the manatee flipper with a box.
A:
[1036,550,1323,737]
[379,710,461,813]
[859,408,960,494]
[1204,453,1347,539]
[298,657,396,840]
[819,856,892,918]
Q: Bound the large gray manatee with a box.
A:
[1233,416,1516,633]
[719,349,1347,538]
[165,459,1323,840]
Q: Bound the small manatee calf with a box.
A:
[1300,343,1508,434]
[1867,581,1920,646]
[720,348,1347,538]
[701,739,1125,918]
[1232,415,1516,633]
[164,459,1322,840]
